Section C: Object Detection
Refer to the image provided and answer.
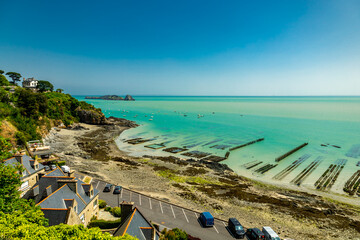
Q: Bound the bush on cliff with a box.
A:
[0,87,105,146]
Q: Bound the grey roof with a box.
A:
[22,166,99,225]
[4,155,45,179]
[114,207,160,240]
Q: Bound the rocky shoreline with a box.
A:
[46,119,360,240]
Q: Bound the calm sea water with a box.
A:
[76,96,360,193]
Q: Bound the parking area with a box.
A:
[91,178,235,240]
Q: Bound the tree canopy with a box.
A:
[0,70,4,74]
[37,80,54,92]
[5,72,22,85]
[0,136,13,161]
[0,74,9,86]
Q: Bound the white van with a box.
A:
[262,227,280,240]
[61,165,70,173]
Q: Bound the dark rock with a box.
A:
[76,107,108,125]
[106,116,138,127]
[124,95,135,101]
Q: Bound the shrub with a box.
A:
[87,219,122,229]
[105,206,112,212]
[99,200,107,209]
[111,207,121,217]
[56,161,66,166]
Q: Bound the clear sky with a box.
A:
[0,0,359,96]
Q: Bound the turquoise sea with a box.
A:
[76,96,360,194]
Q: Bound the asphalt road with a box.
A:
[90,178,236,240]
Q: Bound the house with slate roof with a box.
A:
[22,77,38,90]
[3,154,45,196]
[113,201,160,240]
[22,166,99,226]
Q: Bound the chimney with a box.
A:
[120,201,134,221]
[14,155,23,164]
[57,179,78,194]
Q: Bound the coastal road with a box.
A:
[90,178,235,240]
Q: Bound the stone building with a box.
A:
[23,167,99,226]
[3,154,45,197]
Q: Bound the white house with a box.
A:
[22,77,38,89]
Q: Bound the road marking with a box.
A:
[223,222,226,226]
[120,188,123,198]
[170,205,176,218]
[149,198,152,209]
[139,194,141,205]
[182,209,189,223]
[95,181,100,189]
[159,201,163,214]
[195,212,198,218]
[213,225,219,234]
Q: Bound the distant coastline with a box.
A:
[85,94,135,101]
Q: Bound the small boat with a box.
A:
[123,115,126,117]
[149,119,153,121]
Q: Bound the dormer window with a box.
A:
[35,164,38,170]
[90,190,94,197]
[74,205,77,213]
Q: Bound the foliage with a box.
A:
[99,199,107,208]
[105,206,112,212]
[5,72,21,85]
[0,74,9,86]
[0,162,137,239]
[111,207,121,217]
[0,85,100,144]
[0,69,4,74]
[37,80,54,92]
[56,88,64,93]
[0,137,12,161]
[87,218,122,229]
[160,228,188,240]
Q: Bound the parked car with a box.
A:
[199,212,214,227]
[44,165,50,171]
[103,184,113,192]
[228,218,245,239]
[50,164,57,170]
[262,227,280,240]
[113,185,122,194]
[245,228,265,240]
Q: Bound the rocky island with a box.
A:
[85,95,135,101]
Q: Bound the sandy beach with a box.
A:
[46,122,360,240]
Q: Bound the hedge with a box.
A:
[88,219,122,229]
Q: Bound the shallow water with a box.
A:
[76,96,360,194]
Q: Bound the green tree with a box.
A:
[0,74,9,86]
[56,88,64,93]
[0,137,12,161]
[0,70,4,75]
[5,72,21,85]
[37,80,54,92]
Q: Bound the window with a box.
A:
[35,164,38,170]
[93,199,98,208]
[74,205,77,213]
[80,214,85,223]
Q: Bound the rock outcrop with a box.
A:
[85,95,124,100]
[124,95,135,101]
[76,107,108,125]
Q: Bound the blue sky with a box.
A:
[0,0,359,95]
